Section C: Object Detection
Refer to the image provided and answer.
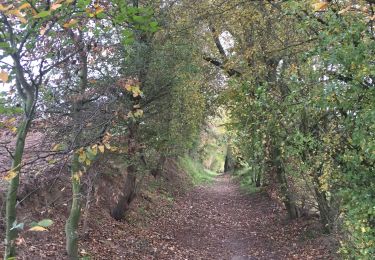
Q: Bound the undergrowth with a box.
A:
[234,167,261,194]
[178,156,217,185]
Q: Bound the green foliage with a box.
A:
[139,37,209,158]
[0,93,22,115]
[30,219,54,228]
[205,0,374,256]
[2,0,373,258]
[234,168,261,194]
[178,156,217,185]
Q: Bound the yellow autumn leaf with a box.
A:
[52,143,61,151]
[11,127,17,133]
[85,159,91,166]
[0,4,12,12]
[8,9,23,17]
[6,117,16,124]
[95,7,104,15]
[0,71,9,83]
[98,145,105,153]
[78,151,86,163]
[313,2,328,12]
[63,19,78,28]
[9,9,28,23]
[91,144,98,155]
[131,86,142,97]
[29,226,47,231]
[109,147,118,152]
[133,109,144,118]
[72,170,83,182]
[72,173,79,182]
[104,143,111,150]
[18,3,31,10]
[4,170,17,181]
[125,85,132,91]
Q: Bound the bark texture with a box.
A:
[4,93,34,259]
[65,153,82,260]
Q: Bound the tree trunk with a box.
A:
[65,153,82,260]
[224,145,235,173]
[314,185,332,233]
[64,29,88,259]
[300,108,334,232]
[151,155,166,178]
[312,166,336,233]
[255,171,261,187]
[272,145,299,219]
[4,94,34,260]
[111,165,137,220]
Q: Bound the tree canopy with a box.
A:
[0,0,374,259]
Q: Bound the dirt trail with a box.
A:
[150,174,335,260]
[7,173,335,259]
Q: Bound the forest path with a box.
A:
[153,174,277,259]
[150,174,332,259]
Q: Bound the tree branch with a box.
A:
[203,56,241,77]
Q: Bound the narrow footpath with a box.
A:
[149,174,336,260]
[11,174,337,259]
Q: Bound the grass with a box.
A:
[234,167,262,194]
[178,155,217,185]
[239,182,261,194]
[234,167,252,178]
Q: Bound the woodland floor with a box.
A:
[149,174,337,260]
[5,173,338,259]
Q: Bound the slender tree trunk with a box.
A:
[82,172,97,239]
[64,29,88,258]
[271,145,299,219]
[300,108,333,231]
[224,145,235,173]
[255,171,261,187]
[4,96,34,260]
[65,153,81,260]
[314,185,332,233]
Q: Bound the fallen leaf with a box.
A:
[29,226,47,231]
[313,2,328,12]
[63,19,78,28]
[4,170,17,181]
[51,3,62,11]
[18,3,31,10]
[0,71,9,83]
